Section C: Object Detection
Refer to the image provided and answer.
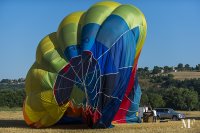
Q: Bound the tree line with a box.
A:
[0,78,25,108]
[138,63,200,75]
[0,78,25,84]
[0,89,25,108]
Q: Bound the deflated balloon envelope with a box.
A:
[23,1,147,128]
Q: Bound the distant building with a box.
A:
[161,69,164,73]
[172,67,177,72]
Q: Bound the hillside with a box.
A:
[169,71,200,80]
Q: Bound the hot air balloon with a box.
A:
[23,1,147,128]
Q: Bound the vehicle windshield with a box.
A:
[170,109,175,112]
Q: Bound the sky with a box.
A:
[0,0,200,79]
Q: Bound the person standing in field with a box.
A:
[152,109,157,122]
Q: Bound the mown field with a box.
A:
[0,111,199,133]
[170,72,200,80]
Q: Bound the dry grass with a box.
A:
[170,72,200,80]
[0,111,200,133]
[179,111,200,118]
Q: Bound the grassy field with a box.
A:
[0,111,199,133]
[170,72,200,80]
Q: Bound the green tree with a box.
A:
[185,64,190,71]
[147,93,165,108]
[140,93,149,106]
[195,64,200,71]
[163,87,199,110]
[138,67,150,78]
[144,67,149,72]
[163,66,173,73]
[152,66,162,74]
[0,79,10,84]
[177,63,183,71]
[0,89,25,108]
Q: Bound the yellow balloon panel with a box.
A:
[36,33,67,73]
